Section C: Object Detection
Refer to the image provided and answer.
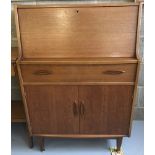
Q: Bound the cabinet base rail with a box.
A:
[28,136,123,152]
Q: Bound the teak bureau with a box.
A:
[15,3,142,152]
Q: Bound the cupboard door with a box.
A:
[79,85,134,135]
[25,85,79,134]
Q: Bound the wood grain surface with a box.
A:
[20,64,137,83]
[14,4,141,149]
[79,85,134,135]
[25,85,79,134]
[11,100,26,122]
[17,6,139,58]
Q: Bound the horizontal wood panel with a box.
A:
[18,58,138,65]
[11,64,15,77]
[20,64,137,83]
[11,47,18,76]
[23,82,135,86]
[135,0,144,2]
[16,3,139,8]
[17,6,138,58]
[11,47,18,63]
[11,100,26,123]
[32,134,126,138]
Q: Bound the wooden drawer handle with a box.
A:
[33,70,52,75]
[73,101,78,116]
[80,101,85,116]
[103,70,126,75]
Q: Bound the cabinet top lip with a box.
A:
[16,57,139,65]
[14,3,139,9]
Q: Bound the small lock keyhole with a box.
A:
[76,10,79,13]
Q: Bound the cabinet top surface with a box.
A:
[15,3,139,8]
[15,4,140,59]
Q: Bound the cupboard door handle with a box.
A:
[33,70,52,75]
[80,101,85,116]
[103,70,125,75]
[73,101,78,116]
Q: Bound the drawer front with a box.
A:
[20,64,137,83]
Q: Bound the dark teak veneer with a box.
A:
[14,3,142,151]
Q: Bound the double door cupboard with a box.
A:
[15,3,142,152]
[25,85,134,135]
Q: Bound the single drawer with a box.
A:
[20,64,137,83]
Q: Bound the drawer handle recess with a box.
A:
[33,70,52,75]
[80,101,85,116]
[103,70,126,75]
[73,101,78,116]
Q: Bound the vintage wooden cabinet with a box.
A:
[15,3,142,152]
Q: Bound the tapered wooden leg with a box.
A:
[28,136,33,148]
[38,137,45,151]
[25,123,33,148]
[116,137,123,152]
